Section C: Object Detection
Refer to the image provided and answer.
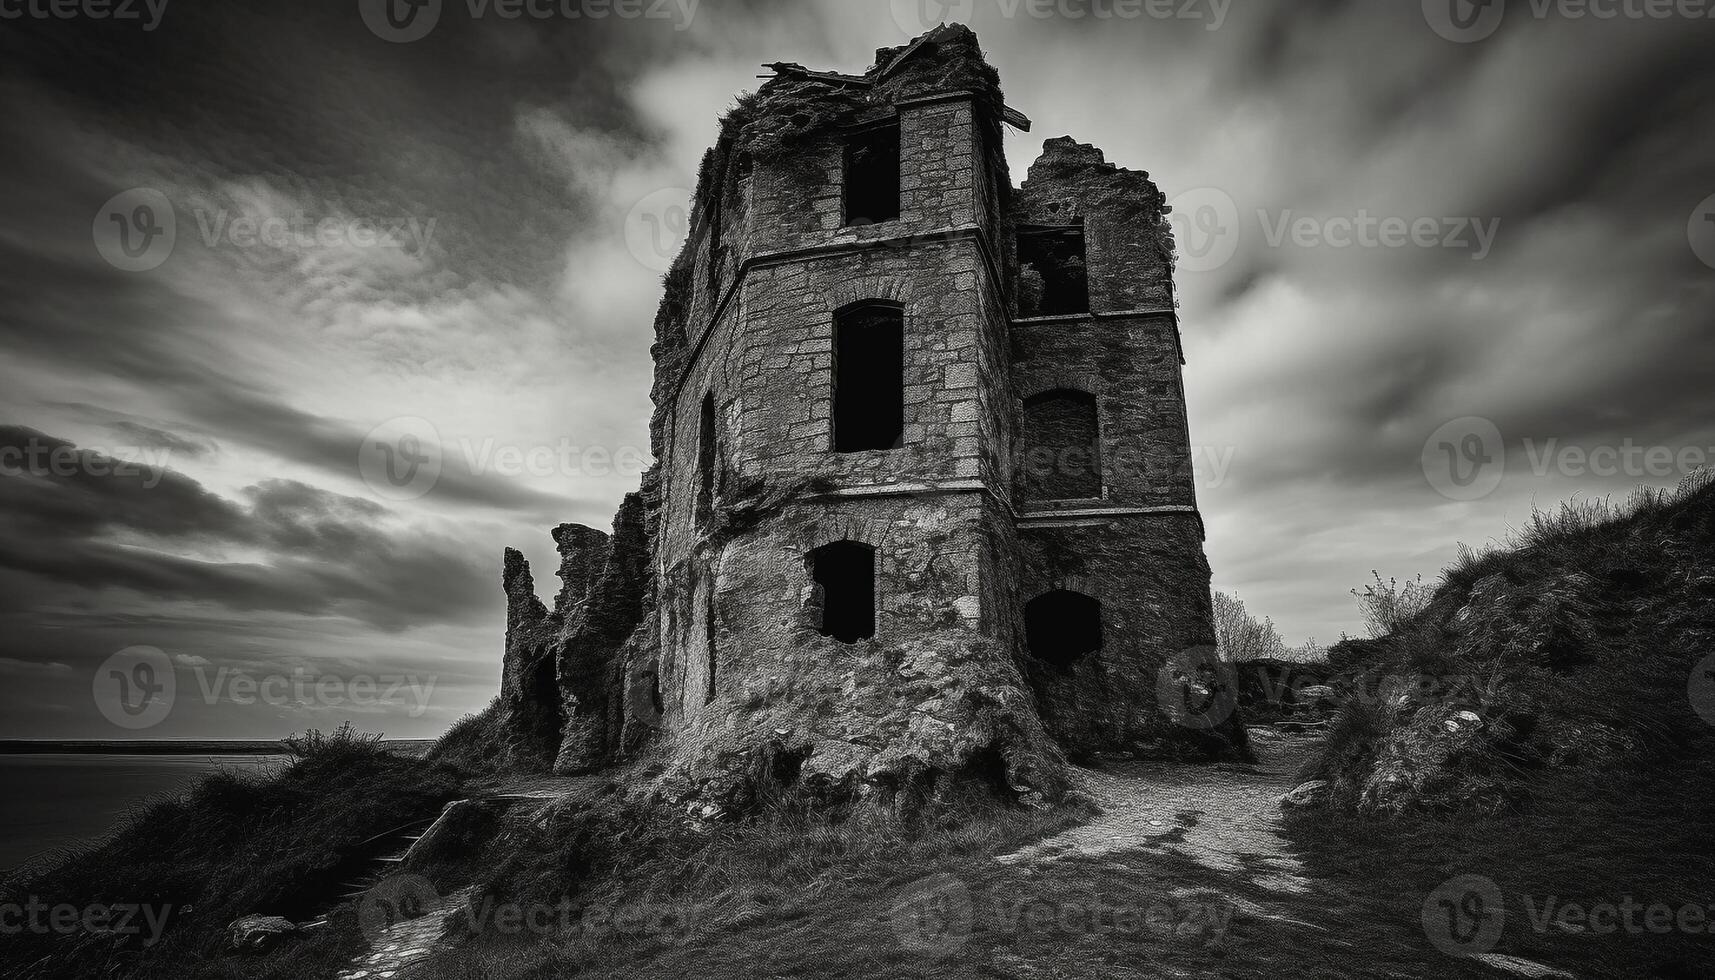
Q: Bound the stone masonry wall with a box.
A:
[492,25,1242,804]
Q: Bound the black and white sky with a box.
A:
[2,0,1712,738]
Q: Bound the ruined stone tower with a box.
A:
[498,25,1241,806]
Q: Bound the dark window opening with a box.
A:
[696,393,717,523]
[808,541,876,643]
[832,302,905,453]
[1017,225,1088,317]
[1025,590,1102,670]
[707,238,726,295]
[843,123,900,226]
[1019,389,1101,500]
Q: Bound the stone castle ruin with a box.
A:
[498,25,1243,808]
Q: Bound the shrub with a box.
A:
[280,720,385,762]
[1350,571,1432,638]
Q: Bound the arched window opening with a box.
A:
[808,541,876,643]
[1020,389,1101,500]
[1024,590,1102,670]
[832,303,905,453]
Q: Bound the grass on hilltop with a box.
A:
[0,724,463,980]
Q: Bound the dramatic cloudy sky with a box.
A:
[1,0,1711,738]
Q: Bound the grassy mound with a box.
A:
[426,695,510,773]
[0,725,464,980]
[1304,471,1715,814]
[408,783,1084,978]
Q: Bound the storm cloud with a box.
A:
[1,0,1711,736]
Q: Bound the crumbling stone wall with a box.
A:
[492,24,1240,802]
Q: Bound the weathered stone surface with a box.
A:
[489,24,1241,805]
[227,914,297,953]
[550,524,609,619]
[553,493,652,774]
[1467,953,1577,979]
[1279,779,1329,809]
[499,548,559,767]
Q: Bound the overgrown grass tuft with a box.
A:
[427,696,509,773]
[413,786,1086,978]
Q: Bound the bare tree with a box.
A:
[1212,590,1286,662]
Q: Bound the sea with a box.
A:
[0,753,288,879]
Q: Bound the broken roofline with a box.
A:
[758,62,1033,132]
[758,27,1033,133]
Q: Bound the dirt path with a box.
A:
[338,887,469,980]
[997,733,1330,931]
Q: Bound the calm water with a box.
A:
[0,754,288,878]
